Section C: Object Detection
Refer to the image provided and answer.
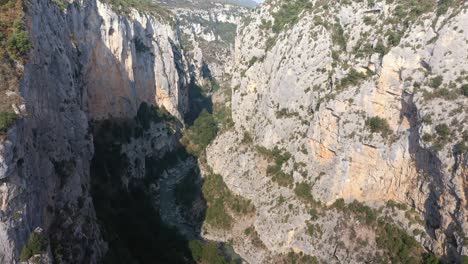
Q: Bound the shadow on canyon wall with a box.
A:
[89,103,207,264]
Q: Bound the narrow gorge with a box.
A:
[0,0,467,264]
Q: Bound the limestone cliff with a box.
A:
[205,0,468,263]
[0,0,194,262]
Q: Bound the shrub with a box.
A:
[423,253,440,264]
[20,232,48,261]
[183,110,218,156]
[248,56,258,68]
[271,0,312,33]
[258,147,294,187]
[294,182,313,202]
[306,223,322,238]
[4,19,32,60]
[0,112,17,133]
[454,142,468,155]
[241,131,253,144]
[462,255,468,264]
[284,251,319,264]
[331,198,346,211]
[244,226,266,249]
[331,23,346,50]
[366,116,392,138]
[437,0,455,16]
[376,222,422,263]
[52,0,68,10]
[202,173,254,229]
[462,84,468,97]
[386,30,402,46]
[347,200,376,225]
[189,240,228,264]
[435,124,450,140]
[386,200,408,211]
[339,69,368,88]
[429,76,443,88]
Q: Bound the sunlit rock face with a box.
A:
[205,0,468,262]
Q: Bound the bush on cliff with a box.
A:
[182,109,218,156]
[20,232,48,261]
[0,111,17,134]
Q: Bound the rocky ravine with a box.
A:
[205,0,468,263]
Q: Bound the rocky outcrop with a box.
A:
[206,0,468,262]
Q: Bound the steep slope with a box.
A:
[205,0,468,263]
[0,0,193,262]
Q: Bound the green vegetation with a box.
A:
[203,173,254,229]
[376,222,423,263]
[189,240,229,264]
[182,110,218,156]
[437,0,455,16]
[213,103,234,130]
[422,87,459,101]
[331,199,425,263]
[346,200,377,225]
[435,124,450,140]
[256,146,294,187]
[276,108,300,119]
[429,76,443,88]
[382,0,434,48]
[263,0,313,50]
[331,23,346,51]
[462,84,468,97]
[244,226,266,249]
[386,200,408,211]
[0,111,17,134]
[366,116,392,138]
[306,222,322,238]
[338,69,368,89]
[0,1,31,61]
[20,232,48,261]
[101,0,172,20]
[271,0,312,33]
[294,182,319,206]
[386,30,403,47]
[6,20,31,60]
[281,251,319,264]
[51,0,68,10]
[462,255,468,264]
[241,131,253,144]
[423,253,440,264]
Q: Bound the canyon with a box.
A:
[0,0,467,263]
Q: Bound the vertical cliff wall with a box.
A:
[205,0,468,263]
[0,0,194,262]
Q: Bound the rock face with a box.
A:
[0,0,195,262]
[205,0,468,263]
[171,2,249,86]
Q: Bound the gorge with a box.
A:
[0,0,467,263]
